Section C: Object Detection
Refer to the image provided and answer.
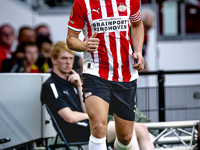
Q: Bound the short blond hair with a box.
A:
[51,41,75,59]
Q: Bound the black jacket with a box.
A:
[41,72,90,142]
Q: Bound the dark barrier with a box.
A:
[138,70,200,122]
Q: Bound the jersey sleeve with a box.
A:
[129,0,141,22]
[68,0,86,32]
[41,83,69,112]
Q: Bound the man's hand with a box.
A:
[132,52,145,71]
[85,31,99,52]
[67,69,82,87]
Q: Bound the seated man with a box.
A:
[41,41,154,150]
[9,41,41,73]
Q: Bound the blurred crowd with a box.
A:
[0,8,153,74]
[0,24,83,74]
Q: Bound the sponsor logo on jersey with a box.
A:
[63,89,69,96]
[92,8,100,14]
[118,4,127,12]
[92,18,128,33]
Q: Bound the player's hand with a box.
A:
[132,52,145,71]
[67,69,82,87]
[85,31,99,52]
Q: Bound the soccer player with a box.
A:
[67,0,145,149]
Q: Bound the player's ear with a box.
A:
[51,57,56,66]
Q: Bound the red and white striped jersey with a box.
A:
[68,0,141,82]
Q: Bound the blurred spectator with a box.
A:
[24,41,40,73]
[1,26,37,72]
[142,8,154,43]
[18,26,36,46]
[0,24,15,71]
[10,41,40,73]
[15,26,36,58]
[36,37,53,73]
[141,8,154,71]
[35,24,51,40]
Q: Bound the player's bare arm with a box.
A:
[67,29,99,52]
[131,19,145,71]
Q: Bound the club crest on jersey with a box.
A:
[118,4,127,12]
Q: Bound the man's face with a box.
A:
[19,29,36,45]
[0,26,15,47]
[40,42,52,59]
[53,50,74,74]
[24,45,38,65]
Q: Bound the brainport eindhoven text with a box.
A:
[92,19,128,32]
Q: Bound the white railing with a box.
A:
[144,120,199,149]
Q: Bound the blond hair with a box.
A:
[51,41,75,59]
